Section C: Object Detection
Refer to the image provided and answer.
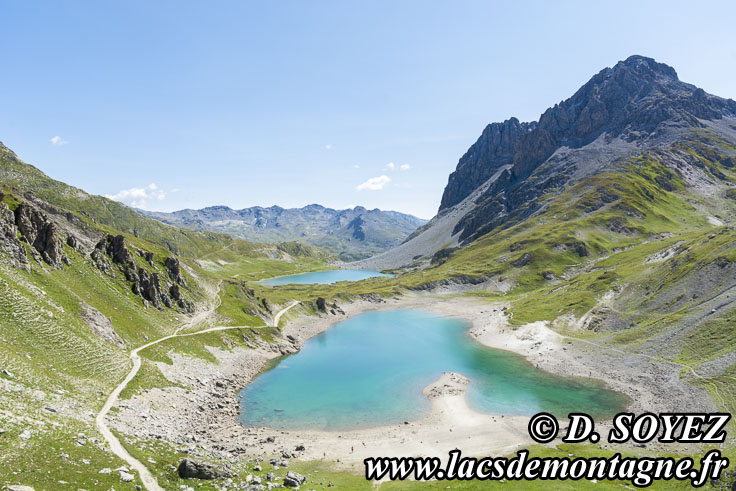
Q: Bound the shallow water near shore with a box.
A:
[239,309,628,430]
[260,269,393,286]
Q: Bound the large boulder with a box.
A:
[283,471,306,487]
[177,458,233,480]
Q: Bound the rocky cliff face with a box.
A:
[438,55,736,243]
[9,201,67,269]
[0,193,28,270]
[440,118,534,209]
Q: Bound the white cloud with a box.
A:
[105,183,166,209]
[50,135,68,146]
[356,175,391,191]
[325,144,333,150]
[352,164,360,169]
[385,162,396,170]
[400,164,411,171]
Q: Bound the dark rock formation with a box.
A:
[346,215,366,241]
[14,203,66,268]
[512,253,532,268]
[103,235,134,267]
[89,234,177,309]
[566,241,589,257]
[407,274,492,291]
[128,266,169,309]
[66,234,81,252]
[169,283,195,313]
[316,297,327,312]
[164,256,186,286]
[0,201,28,269]
[177,458,233,480]
[134,248,154,266]
[431,246,459,265]
[90,240,113,275]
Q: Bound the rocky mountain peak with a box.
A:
[439,55,736,212]
[612,55,679,81]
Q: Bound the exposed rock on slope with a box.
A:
[90,233,194,311]
[14,202,67,268]
[79,302,125,348]
[165,256,186,286]
[0,194,28,270]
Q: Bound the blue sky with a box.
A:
[1,1,735,219]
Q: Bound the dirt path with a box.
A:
[95,292,299,491]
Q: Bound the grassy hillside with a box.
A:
[0,143,333,489]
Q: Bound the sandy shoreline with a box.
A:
[109,293,717,471]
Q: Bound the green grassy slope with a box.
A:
[0,144,333,489]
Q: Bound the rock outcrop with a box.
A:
[164,256,186,286]
[126,266,170,309]
[90,240,113,275]
[0,198,28,270]
[66,234,81,252]
[14,202,66,268]
[102,234,135,268]
[79,302,125,348]
[177,458,233,480]
[169,283,194,313]
[90,234,181,310]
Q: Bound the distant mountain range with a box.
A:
[140,204,427,261]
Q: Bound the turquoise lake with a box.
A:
[239,309,629,430]
[259,269,393,286]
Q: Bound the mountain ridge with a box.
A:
[140,203,427,261]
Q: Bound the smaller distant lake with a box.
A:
[260,269,393,286]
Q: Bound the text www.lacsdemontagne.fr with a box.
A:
[364,449,728,487]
